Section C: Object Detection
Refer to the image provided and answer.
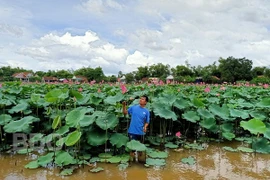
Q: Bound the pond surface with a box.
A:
[1,142,270,180]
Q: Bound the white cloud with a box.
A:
[126,51,154,66]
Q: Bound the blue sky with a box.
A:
[0,0,270,75]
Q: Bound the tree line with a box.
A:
[0,56,270,84]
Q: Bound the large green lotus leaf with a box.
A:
[146,158,166,166]
[98,152,113,159]
[192,98,205,108]
[207,97,219,104]
[152,102,177,121]
[30,93,40,103]
[240,119,266,135]
[147,150,168,159]
[55,125,69,135]
[0,114,12,125]
[221,123,234,132]
[8,102,28,114]
[60,169,74,176]
[17,148,34,154]
[256,98,270,108]
[237,147,254,153]
[182,111,200,123]
[237,102,254,108]
[199,118,216,130]
[165,142,178,149]
[252,137,270,154]
[65,130,82,146]
[70,90,83,100]
[65,108,86,127]
[229,109,249,119]
[249,111,267,121]
[29,133,44,143]
[89,95,103,106]
[38,152,54,167]
[56,137,67,147]
[118,163,129,170]
[209,104,230,119]
[0,99,13,106]
[44,89,68,103]
[3,116,39,133]
[107,156,122,163]
[41,133,53,144]
[80,114,96,127]
[96,112,119,130]
[109,133,129,148]
[126,140,146,151]
[158,94,176,106]
[181,156,196,165]
[55,151,76,166]
[173,98,190,110]
[197,108,214,119]
[263,128,270,140]
[87,129,107,146]
[222,132,235,141]
[222,146,237,152]
[104,92,124,105]
[25,160,39,169]
[77,94,90,105]
[52,115,61,130]
[90,167,104,173]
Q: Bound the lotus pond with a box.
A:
[0,82,270,178]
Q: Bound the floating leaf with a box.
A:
[126,140,146,151]
[60,168,74,176]
[118,163,129,170]
[25,160,39,169]
[146,158,166,166]
[252,137,270,154]
[222,132,235,141]
[237,147,254,153]
[90,167,104,173]
[55,151,76,166]
[17,148,33,154]
[223,146,237,152]
[165,142,178,149]
[181,156,196,165]
[98,153,113,159]
[240,119,266,135]
[38,153,54,167]
[107,156,122,163]
[147,150,168,159]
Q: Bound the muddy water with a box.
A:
[1,142,270,180]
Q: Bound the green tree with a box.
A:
[171,65,193,77]
[251,66,266,77]
[149,63,170,79]
[218,57,253,83]
[125,72,135,84]
[55,70,73,79]
[134,66,150,81]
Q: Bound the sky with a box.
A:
[0,0,270,75]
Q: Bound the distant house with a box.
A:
[43,76,58,83]
[12,72,33,82]
[72,75,88,83]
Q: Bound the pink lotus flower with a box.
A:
[175,131,181,138]
[98,88,101,93]
[120,84,127,94]
[220,86,226,91]
[204,87,211,93]
[63,79,68,83]
[78,87,83,92]
[0,83,2,88]
[263,84,269,89]
[216,93,220,96]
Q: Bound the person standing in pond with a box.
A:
[122,95,150,141]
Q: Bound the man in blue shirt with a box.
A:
[122,95,150,162]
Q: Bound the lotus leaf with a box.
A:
[165,142,178,149]
[207,97,219,104]
[65,108,86,127]
[222,146,237,152]
[25,160,39,169]
[87,129,107,146]
[56,137,66,147]
[95,112,119,130]
[56,126,69,135]
[146,158,166,166]
[17,148,34,154]
[240,119,266,135]
[90,167,104,173]
[229,109,249,119]
[29,133,44,143]
[237,147,254,153]
[209,104,230,119]
[37,152,54,167]
[90,157,100,163]
[65,130,82,146]
[173,98,189,110]
[158,94,176,106]
[60,168,74,176]
[109,133,129,148]
[181,156,196,165]
[256,98,270,108]
[249,111,267,121]
[147,150,168,159]
[8,102,28,114]
[264,128,270,140]
[252,137,270,154]
[199,118,216,130]
[80,115,96,127]
[118,163,129,170]
[44,89,68,103]
[197,108,214,119]
[107,156,122,163]
[221,123,233,132]
[152,102,177,121]
[182,111,200,123]
[52,115,61,130]
[4,116,39,133]
[55,151,76,166]
[0,114,12,125]
[98,153,113,159]
[192,98,205,108]
[30,93,40,103]
[222,132,235,141]
[126,140,146,151]
[70,90,83,100]
[104,92,124,105]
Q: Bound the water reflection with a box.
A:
[1,142,270,180]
